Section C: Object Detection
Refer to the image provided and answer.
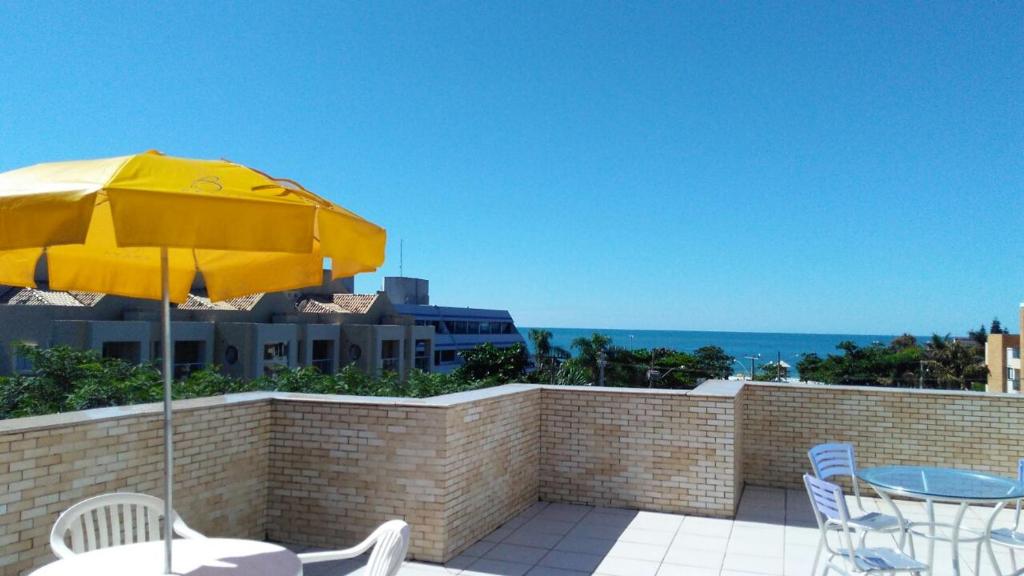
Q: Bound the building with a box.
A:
[985,304,1023,393]
[0,267,435,380]
[382,276,526,373]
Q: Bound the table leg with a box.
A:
[985,502,1007,576]
[875,489,912,555]
[927,499,936,576]
[950,502,968,576]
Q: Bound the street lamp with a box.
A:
[744,354,761,379]
[648,365,686,388]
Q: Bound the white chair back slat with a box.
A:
[69,517,85,553]
[808,443,856,480]
[110,503,122,547]
[146,506,160,542]
[132,503,146,543]
[804,473,847,521]
[365,521,410,576]
[95,507,110,549]
[50,492,201,559]
[1017,458,1024,483]
[82,511,97,551]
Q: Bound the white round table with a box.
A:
[30,538,302,576]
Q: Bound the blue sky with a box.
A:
[1,2,1020,335]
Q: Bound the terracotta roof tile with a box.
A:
[332,293,378,314]
[1,288,86,307]
[296,293,378,315]
[179,293,264,311]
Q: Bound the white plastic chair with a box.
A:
[299,520,410,576]
[985,458,1024,575]
[805,474,927,576]
[50,492,205,559]
[809,443,909,572]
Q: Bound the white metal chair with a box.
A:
[985,458,1024,575]
[809,443,909,572]
[50,492,205,559]
[805,474,927,576]
[299,520,410,576]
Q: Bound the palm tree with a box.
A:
[528,329,569,383]
[924,334,986,390]
[571,332,612,382]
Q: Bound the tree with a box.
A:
[924,335,986,390]
[455,343,528,383]
[692,346,734,380]
[528,329,569,383]
[991,318,1005,335]
[968,324,988,346]
[571,333,613,382]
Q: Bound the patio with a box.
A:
[299,486,1024,576]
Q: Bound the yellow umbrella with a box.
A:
[0,151,386,573]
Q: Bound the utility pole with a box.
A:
[918,360,925,389]
[399,239,403,277]
[597,351,607,387]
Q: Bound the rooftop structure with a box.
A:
[383,277,526,373]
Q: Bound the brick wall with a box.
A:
[743,382,1024,488]
[0,396,270,575]
[539,384,741,517]
[442,388,540,559]
[265,398,450,562]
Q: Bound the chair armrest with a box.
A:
[298,534,379,564]
[173,517,207,540]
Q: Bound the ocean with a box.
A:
[517,327,906,365]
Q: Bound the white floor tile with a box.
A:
[593,556,661,576]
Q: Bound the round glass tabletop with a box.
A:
[858,466,1024,502]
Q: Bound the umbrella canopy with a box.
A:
[0,151,386,574]
[0,150,385,300]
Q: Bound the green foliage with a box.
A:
[796,333,986,390]
[0,343,508,420]
[455,343,527,383]
[554,358,590,385]
[528,329,570,384]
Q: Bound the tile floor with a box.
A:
[297,486,1024,576]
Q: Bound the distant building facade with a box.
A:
[986,305,1023,393]
[382,277,526,374]
[0,269,434,380]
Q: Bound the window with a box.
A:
[13,343,36,374]
[348,344,362,361]
[312,340,334,374]
[434,350,457,364]
[467,322,480,334]
[153,340,206,378]
[444,321,455,334]
[264,342,288,361]
[174,341,204,378]
[381,340,399,372]
[414,340,430,371]
[102,341,141,364]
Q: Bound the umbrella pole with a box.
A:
[160,247,174,575]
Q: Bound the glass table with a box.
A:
[859,466,1024,576]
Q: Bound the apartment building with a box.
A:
[0,269,434,380]
[382,276,526,374]
[986,304,1023,393]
